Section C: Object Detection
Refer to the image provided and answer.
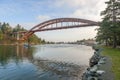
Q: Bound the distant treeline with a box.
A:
[0,22,46,44]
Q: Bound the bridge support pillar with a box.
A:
[17,32,20,41]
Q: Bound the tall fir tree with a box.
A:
[96,0,120,48]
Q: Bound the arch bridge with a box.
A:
[18,18,99,41]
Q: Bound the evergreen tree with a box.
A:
[0,22,46,44]
[96,0,120,48]
[1,22,7,34]
[0,29,3,40]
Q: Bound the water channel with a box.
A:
[0,44,94,80]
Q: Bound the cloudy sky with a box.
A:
[0,0,107,42]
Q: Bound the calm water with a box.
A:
[0,44,94,80]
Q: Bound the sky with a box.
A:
[0,0,107,42]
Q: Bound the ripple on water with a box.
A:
[32,58,88,80]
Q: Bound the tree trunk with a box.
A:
[112,0,117,48]
[113,33,117,48]
[105,39,108,46]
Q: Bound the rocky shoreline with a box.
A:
[82,45,107,80]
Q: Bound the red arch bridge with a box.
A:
[15,18,99,41]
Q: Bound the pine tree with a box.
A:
[97,0,120,48]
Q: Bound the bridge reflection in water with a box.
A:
[0,44,93,80]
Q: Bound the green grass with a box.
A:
[102,46,120,80]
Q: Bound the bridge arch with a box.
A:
[20,18,99,40]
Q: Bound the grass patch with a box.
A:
[102,46,120,80]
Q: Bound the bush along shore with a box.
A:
[82,45,106,80]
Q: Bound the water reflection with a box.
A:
[0,45,34,66]
[0,44,93,80]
